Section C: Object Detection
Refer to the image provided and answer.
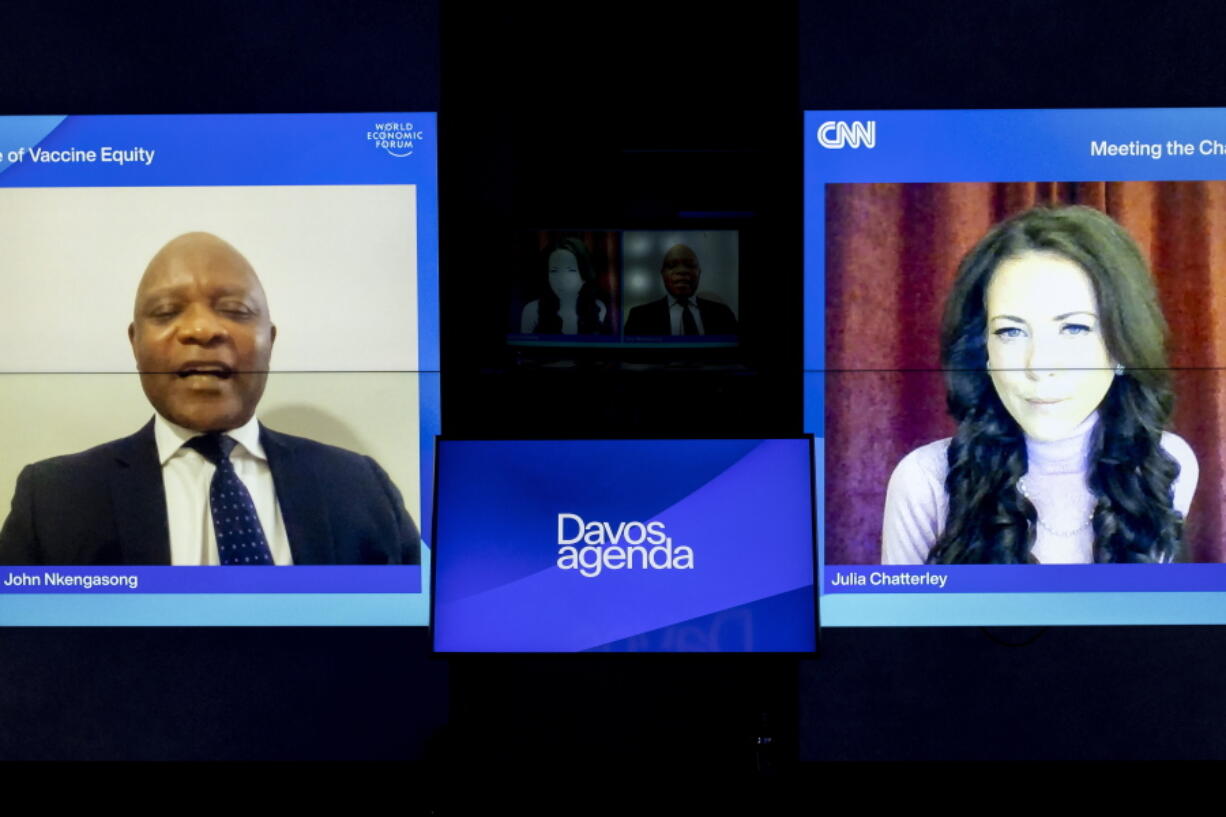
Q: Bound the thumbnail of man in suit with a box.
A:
[623,244,738,336]
[0,232,420,566]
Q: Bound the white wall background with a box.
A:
[621,230,740,315]
[0,185,419,373]
[0,373,423,534]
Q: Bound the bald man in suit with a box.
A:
[0,232,419,566]
[624,244,738,336]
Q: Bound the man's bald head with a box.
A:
[129,232,276,432]
[135,232,268,319]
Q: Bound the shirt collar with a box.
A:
[154,413,267,466]
[668,294,695,307]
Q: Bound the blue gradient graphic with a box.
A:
[437,438,762,599]
[588,588,815,652]
[822,593,1226,627]
[0,593,426,626]
[434,439,816,652]
[0,116,65,175]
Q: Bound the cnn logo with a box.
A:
[817,120,876,149]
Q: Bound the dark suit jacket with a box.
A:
[0,419,420,566]
[623,296,739,336]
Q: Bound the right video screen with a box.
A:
[805,108,1226,626]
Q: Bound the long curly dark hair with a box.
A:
[928,205,1184,564]
[535,237,609,335]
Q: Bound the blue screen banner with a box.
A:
[0,566,421,594]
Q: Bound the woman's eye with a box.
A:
[1062,323,1092,336]
[993,327,1025,341]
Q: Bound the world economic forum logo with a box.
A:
[817,120,876,149]
[367,120,425,157]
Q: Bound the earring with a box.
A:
[1114,363,1125,377]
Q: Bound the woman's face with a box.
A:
[547,249,583,299]
[984,251,1116,441]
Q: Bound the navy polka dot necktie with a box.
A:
[185,433,274,566]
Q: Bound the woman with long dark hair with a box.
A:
[520,237,610,334]
[883,205,1198,564]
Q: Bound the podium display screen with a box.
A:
[433,438,816,652]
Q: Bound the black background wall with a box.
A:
[3,0,1226,785]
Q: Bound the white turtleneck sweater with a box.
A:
[881,413,1199,564]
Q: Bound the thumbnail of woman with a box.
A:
[882,206,1198,564]
[520,237,610,334]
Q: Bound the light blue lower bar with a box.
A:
[0,592,428,626]
[822,592,1226,627]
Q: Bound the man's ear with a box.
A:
[128,322,136,346]
[270,324,277,345]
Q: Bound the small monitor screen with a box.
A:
[0,113,438,626]
[432,438,816,652]
[507,229,741,350]
[805,108,1226,626]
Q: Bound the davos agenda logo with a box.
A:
[817,120,876,149]
[555,513,694,578]
[367,120,424,157]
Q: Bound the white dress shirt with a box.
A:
[153,414,294,566]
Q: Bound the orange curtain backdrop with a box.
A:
[824,182,1226,564]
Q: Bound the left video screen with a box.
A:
[0,113,439,626]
